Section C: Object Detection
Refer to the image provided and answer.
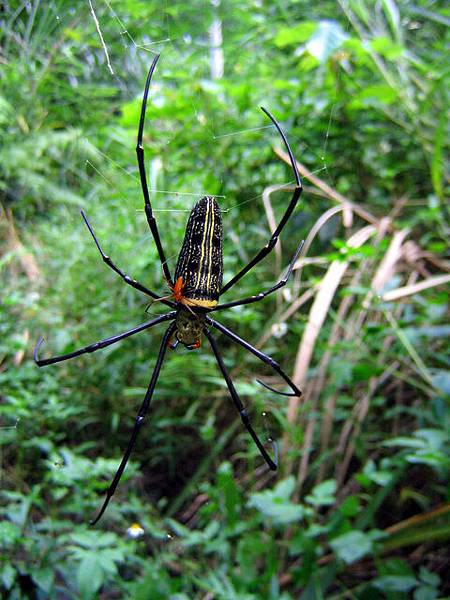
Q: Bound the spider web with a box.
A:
[83,2,342,220]
[24,2,350,515]
[78,0,347,402]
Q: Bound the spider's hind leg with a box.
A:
[206,317,301,398]
[204,329,278,471]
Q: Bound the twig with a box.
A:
[88,0,114,75]
[275,147,389,229]
[382,273,450,302]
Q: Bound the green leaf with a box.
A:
[274,22,317,47]
[418,567,440,587]
[414,585,439,600]
[349,84,398,109]
[330,530,373,564]
[274,476,296,499]
[339,496,361,517]
[0,521,22,547]
[371,36,404,59]
[1,564,16,590]
[32,568,55,594]
[431,109,446,199]
[248,477,310,525]
[305,479,336,506]
[373,575,418,592]
[69,530,118,549]
[77,553,105,598]
[381,0,401,41]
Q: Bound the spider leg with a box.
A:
[90,321,176,525]
[81,211,175,308]
[220,107,302,295]
[212,239,304,312]
[206,317,301,397]
[136,54,173,286]
[204,329,278,470]
[34,312,176,366]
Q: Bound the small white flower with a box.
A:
[271,322,288,339]
[126,523,144,538]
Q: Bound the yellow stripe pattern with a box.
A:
[174,196,223,306]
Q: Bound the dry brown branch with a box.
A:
[382,273,450,302]
[256,205,346,349]
[368,228,410,297]
[335,270,419,487]
[282,226,377,482]
[1,207,40,282]
[275,147,390,230]
[13,329,29,367]
[288,225,377,421]
[276,146,449,276]
[341,219,391,344]
[315,267,366,485]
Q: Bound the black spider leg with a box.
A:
[220,107,302,296]
[137,54,173,286]
[34,312,176,366]
[90,321,176,525]
[204,329,278,471]
[81,211,176,308]
[206,317,301,398]
[212,239,304,312]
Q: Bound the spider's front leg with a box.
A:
[136,54,173,286]
[34,312,176,366]
[220,107,303,296]
[81,211,175,308]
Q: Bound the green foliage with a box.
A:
[1,0,448,598]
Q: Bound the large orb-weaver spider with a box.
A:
[34,54,303,525]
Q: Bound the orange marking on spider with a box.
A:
[170,276,186,303]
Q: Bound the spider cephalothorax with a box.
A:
[34,53,304,525]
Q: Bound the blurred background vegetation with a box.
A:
[1,0,449,598]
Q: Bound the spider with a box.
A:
[34,54,303,525]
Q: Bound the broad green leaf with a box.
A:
[248,477,310,524]
[305,479,336,506]
[32,568,55,594]
[371,36,404,59]
[274,22,317,47]
[330,530,373,564]
[414,585,439,600]
[1,564,16,590]
[0,521,22,547]
[77,554,104,597]
[419,567,440,587]
[348,85,398,109]
[373,575,418,592]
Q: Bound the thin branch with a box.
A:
[88,0,114,75]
